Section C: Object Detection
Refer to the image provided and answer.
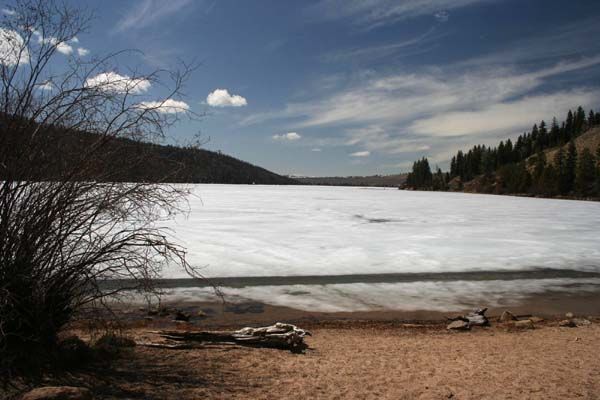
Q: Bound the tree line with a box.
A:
[405,107,600,198]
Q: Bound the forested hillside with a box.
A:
[1,121,297,185]
[405,107,600,199]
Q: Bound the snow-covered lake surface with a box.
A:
[157,184,600,312]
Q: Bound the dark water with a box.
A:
[101,268,600,290]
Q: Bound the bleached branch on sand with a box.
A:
[145,322,312,351]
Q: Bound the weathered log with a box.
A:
[150,322,311,351]
[446,308,490,329]
[138,342,199,350]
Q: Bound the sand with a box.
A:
[8,317,599,400]
[7,291,600,399]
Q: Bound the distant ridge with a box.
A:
[296,174,407,187]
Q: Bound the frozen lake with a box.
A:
[157,184,600,312]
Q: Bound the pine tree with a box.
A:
[432,167,447,191]
[549,117,560,146]
[456,151,465,178]
[575,106,586,135]
[575,148,596,196]
[565,110,574,141]
[406,158,433,189]
[538,120,548,150]
[555,147,568,194]
[531,124,539,152]
[541,164,559,196]
[481,148,494,176]
[450,156,457,178]
[532,151,546,194]
[565,141,577,193]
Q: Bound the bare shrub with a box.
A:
[0,0,197,378]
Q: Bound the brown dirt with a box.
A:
[7,319,600,399]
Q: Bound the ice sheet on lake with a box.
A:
[164,184,600,279]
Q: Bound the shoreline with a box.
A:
[104,288,600,329]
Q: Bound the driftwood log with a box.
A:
[447,308,490,329]
[147,322,311,351]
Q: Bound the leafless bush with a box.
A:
[0,0,198,378]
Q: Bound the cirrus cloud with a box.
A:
[350,151,370,157]
[206,88,247,107]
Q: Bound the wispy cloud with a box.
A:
[273,132,302,141]
[410,89,600,137]
[115,0,193,32]
[243,55,600,165]
[461,16,600,68]
[323,26,445,63]
[434,11,449,22]
[247,56,600,131]
[307,0,497,29]
[350,151,370,157]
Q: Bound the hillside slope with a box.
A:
[2,121,298,185]
[115,139,299,184]
[542,126,600,166]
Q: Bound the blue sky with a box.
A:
[23,0,600,175]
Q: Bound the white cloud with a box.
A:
[207,88,247,107]
[1,8,16,16]
[34,33,74,55]
[0,28,28,66]
[36,81,55,91]
[311,148,322,152]
[273,132,301,141]
[55,42,73,55]
[116,0,193,32]
[70,37,79,43]
[350,151,370,157]
[77,47,89,57]
[135,99,190,114]
[85,72,151,94]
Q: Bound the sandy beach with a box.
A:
[4,290,596,400]
[14,315,597,400]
